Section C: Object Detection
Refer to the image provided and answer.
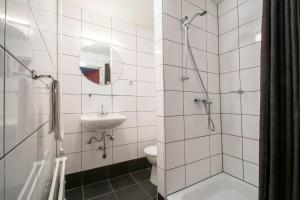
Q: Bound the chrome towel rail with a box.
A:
[31,70,56,81]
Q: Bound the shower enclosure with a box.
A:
[155,0,261,199]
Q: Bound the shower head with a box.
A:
[182,10,207,26]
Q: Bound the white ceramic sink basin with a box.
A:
[81,114,127,130]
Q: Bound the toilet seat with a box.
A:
[144,145,157,157]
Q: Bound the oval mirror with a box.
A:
[79,40,123,85]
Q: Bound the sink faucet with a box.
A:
[99,104,109,116]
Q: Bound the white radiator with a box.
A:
[48,157,67,200]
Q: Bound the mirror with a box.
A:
[79,40,123,85]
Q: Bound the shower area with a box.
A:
[155,0,261,198]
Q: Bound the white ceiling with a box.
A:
[65,0,154,29]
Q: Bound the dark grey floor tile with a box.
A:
[109,174,136,190]
[115,185,149,200]
[66,187,84,200]
[140,181,157,197]
[90,192,117,200]
[83,180,112,199]
[131,169,151,182]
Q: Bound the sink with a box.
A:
[81,114,127,130]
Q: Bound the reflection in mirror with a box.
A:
[79,40,123,85]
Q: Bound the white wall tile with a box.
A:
[220,50,239,73]
[137,37,154,53]
[223,154,243,179]
[219,8,238,35]
[113,143,137,163]
[223,134,242,158]
[138,126,156,142]
[66,153,82,174]
[137,97,156,111]
[164,65,183,91]
[113,128,138,146]
[221,114,241,136]
[219,29,238,53]
[186,158,210,186]
[61,16,81,38]
[62,94,81,113]
[207,53,219,73]
[184,115,209,139]
[62,133,81,154]
[163,14,182,43]
[137,52,155,68]
[61,35,81,56]
[166,141,185,169]
[137,27,154,40]
[163,0,181,19]
[62,0,81,19]
[112,80,136,96]
[63,114,81,134]
[207,33,218,54]
[112,30,136,50]
[113,96,136,112]
[164,91,183,116]
[137,112,156,126]
[208,73,219,93]
[211,154,222,175]
[82,9,111,28]
[242,115,259,140]
[243,138,259,164]
[157,141,165,169]
[112,18,136,35]
[165,116,184,143]
[207,14,218,35]
[244,162,259,186]
[240,42,261,69]
[239,19,261,47]
[166,166,186,195]
[137,67,155,82]
[137,82,155,97]
[238,0,262,26]
[206,0,217,16]
[241,92,260,115]
[113,46,136,65]
[188,26,206,51]
[220,72,240,93]
[218,0,237,16]
[61,55,81,75]
[82,22,111,42]
[240,67,260,91]
[61,74,81,94]
[210,134,222,155]
[221,93,241,114]
[185,0,206,9]
[185,136,209,163]
[163,39,182,67]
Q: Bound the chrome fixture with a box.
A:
[98,104,109,117]
[31,70,56,81]
[181,11,215,132]
[87,132,114,159]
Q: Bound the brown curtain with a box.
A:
[259,0,300,200]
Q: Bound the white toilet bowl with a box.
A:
[144,145,157,185]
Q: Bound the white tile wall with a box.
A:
[219,0,261,187]
[61,1,156,174]
[156,0,222,197]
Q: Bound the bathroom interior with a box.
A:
[0,0,299,199]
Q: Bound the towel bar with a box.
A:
[31,70,56,81]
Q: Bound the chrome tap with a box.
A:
[98,104,109,116]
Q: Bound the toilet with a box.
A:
[144,145,157,185]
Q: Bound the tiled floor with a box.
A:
[66,169,157,200]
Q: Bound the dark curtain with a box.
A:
[259,0,300,200]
